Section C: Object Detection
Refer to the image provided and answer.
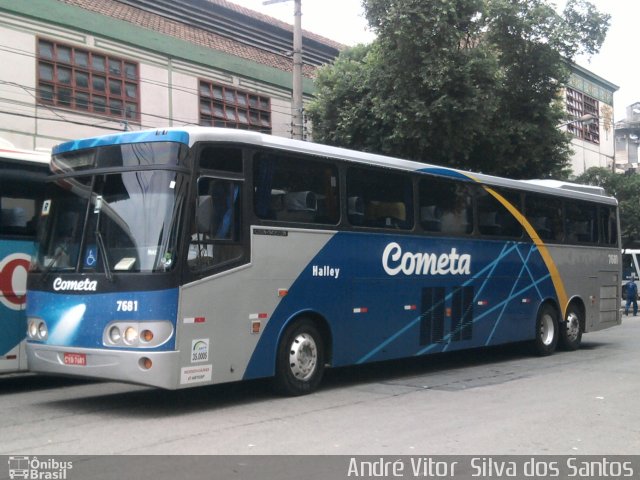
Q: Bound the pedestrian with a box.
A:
[625,277,638,316]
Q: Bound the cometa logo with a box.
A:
[53,277,98,291]
[382,242,471,276]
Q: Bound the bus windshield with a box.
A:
[36,170,188,273]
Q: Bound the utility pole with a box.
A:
[263,0,304,140]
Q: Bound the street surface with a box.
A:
[0,317,638,456]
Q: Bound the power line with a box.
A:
[0,76,296,123]
[0,108,126,131]
[0,79,296,135]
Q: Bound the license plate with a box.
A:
[63,352,87,366]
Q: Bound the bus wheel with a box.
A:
[559,304,582,351]
[275,318,325,396]
[532,304,558,356]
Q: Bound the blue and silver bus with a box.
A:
[26,128,621,394]
[0,145,49,374]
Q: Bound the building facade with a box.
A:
[563,64,618,176]
[614,102,640,172]
[0,0,621,177]
[0,0,341,152]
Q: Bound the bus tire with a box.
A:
[532,303,558,356]
[274,318,325,396]
[559,304,582,351]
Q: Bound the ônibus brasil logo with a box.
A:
[0,253,30,310]
[7,456,73,480]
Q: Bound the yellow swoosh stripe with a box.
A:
[482,185,568,318]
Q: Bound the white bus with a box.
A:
[0,143,49,373]
[26,128,621,395]
[621,248,640,298]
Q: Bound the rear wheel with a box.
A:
[559,304,583,351]
[532,303,559,356]
[274,318,325,396]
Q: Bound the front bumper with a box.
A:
[26,344,182,389]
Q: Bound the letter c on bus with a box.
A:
[0,253,31,310]
[382,242,403,276]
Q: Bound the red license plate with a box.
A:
[63,352,87,366]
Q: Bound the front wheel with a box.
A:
[532,303,559,356]
[559,304,583,351]
[274,318,325,396]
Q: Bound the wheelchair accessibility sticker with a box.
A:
[84,246,97,268]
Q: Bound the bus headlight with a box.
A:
[108,326,122,343]
[28,320,38,339]
[124,327,138,345]
[27,319,48,340]
[38,321,48,340]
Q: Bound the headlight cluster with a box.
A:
[103,321,172,348]
[27,319,48,341]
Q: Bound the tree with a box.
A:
[575,167,640,246]
[307,0,610,179]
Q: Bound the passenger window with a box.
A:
[525,195,563,242]
[565,200,597,244]
[347,167,413,229]
[199,146,243,173]
[476,188,522,238]
[253,152,339,225]
[599,206,618,246]
[419,177,472,235]
[0,177,43,239]
[189,177,243,271]
[0,197,38,238]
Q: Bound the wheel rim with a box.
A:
[565,311,580,341]
[288,332,318,381]
[540,312,555,346]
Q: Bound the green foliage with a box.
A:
[575,168,640,245]
[307,0,609,179]
[561,0,611,57]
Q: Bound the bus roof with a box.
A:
[521,179,606,196]
[0,144,50,166]
[52,127,617,205]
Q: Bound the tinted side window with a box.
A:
[0,177,43,239]
[199,146,243,173]
[253,153,339,225]
[347,167,413,230]
[565,200,597,244]
[476,188,522,238]
[525,194,563,242]
[599,206,618,246]
[622,253,637,280]
[419,177,472,235]
[189,177,243,272]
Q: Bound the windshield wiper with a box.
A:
[92,194,113,282]
[95,229,113,282]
